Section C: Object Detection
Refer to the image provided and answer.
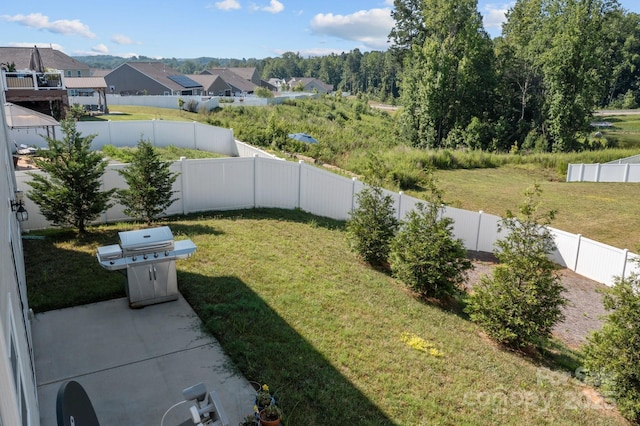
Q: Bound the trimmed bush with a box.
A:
[346,185,399,267]
[465,185,566,348]
[583,272,640,422]
[389,200,471,299]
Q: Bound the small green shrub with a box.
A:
[389,176,471,298]
[346,185,399,267]
[583,272,640,423]
[255,87,274,98]
[466,185,566,348]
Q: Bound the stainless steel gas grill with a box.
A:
[96,226,196,308]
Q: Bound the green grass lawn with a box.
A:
[81,105,199,122]
[430,165,640,252]
[23,209,628,425]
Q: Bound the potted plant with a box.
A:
[255,384,274,410]
[239,413,257,426]
[259,403,282,426]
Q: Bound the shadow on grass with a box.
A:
[179,272,396,426]
[24,241,126,313]
[169,208,347,233]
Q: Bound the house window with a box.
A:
[66,71,71,77]
[77,70,81,77]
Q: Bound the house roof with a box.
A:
[187,74,230,91]
[113,62,203,92]
[227,67,256,81]
[0,46,89,71]
[65,77,107,89]
[90,69,110,77]
[288,77,333,92]
[201,68,258,93]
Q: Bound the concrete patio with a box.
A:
[32,294,256,425]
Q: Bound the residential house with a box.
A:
[104,62,204,96]
[0,46,90,78]
[287,77,333,94]
[227,67,261,86]
[0,74,41,426]
[0,46,90,118]
[186,74,231,97]
[199,68,259,96]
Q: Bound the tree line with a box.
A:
[76,0,639,153]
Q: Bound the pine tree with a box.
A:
[115,138,179,225]
[27,118,114,234]
[466,184,566,348]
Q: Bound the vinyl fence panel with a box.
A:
[444,206,484,251]
[549,227,580,269]
[574,237,628,286]
[255,157,300,209]
[299,163,355,221]
[182,158,255,213]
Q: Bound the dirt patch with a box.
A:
[466,251,608,349]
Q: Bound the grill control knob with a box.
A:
[154,252,158,258]
[132,256,137,262]
[143,254,148,260]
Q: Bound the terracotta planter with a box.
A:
[259,410,281,426]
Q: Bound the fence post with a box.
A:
[621,248,629,280]
[297,160,304,209]
[579,163,585,182]
[475,211,483,252]
[624,163,630,183]
[192,121,197,150]
[398,191,403,220]
[351,177,357,213]
[180,157,189,215]
[595,164,602,182]
[573,234,582,272]
[253,154,258,208]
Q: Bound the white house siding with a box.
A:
[1,82,40,425]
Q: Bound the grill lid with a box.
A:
[118,226,174,254]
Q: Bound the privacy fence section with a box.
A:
[10,120,238,157]
[16,155,637,287]
[77,121,239,156]
[566,162,640,182]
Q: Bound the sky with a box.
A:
[1,0,639,60]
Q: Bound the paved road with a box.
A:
[594,109,640,116]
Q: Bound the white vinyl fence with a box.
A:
[566,162,640,182]
[12,121,639,287]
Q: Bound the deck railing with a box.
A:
[2,70,64,91]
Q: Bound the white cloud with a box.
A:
[111,34,138,45]
[310,8,394,50]
[481,2,514,31]
[263,0,284,13]
[212,0,241,11]
[91,44,109,54]
[1,13,96,38]
[250,0,284,13]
